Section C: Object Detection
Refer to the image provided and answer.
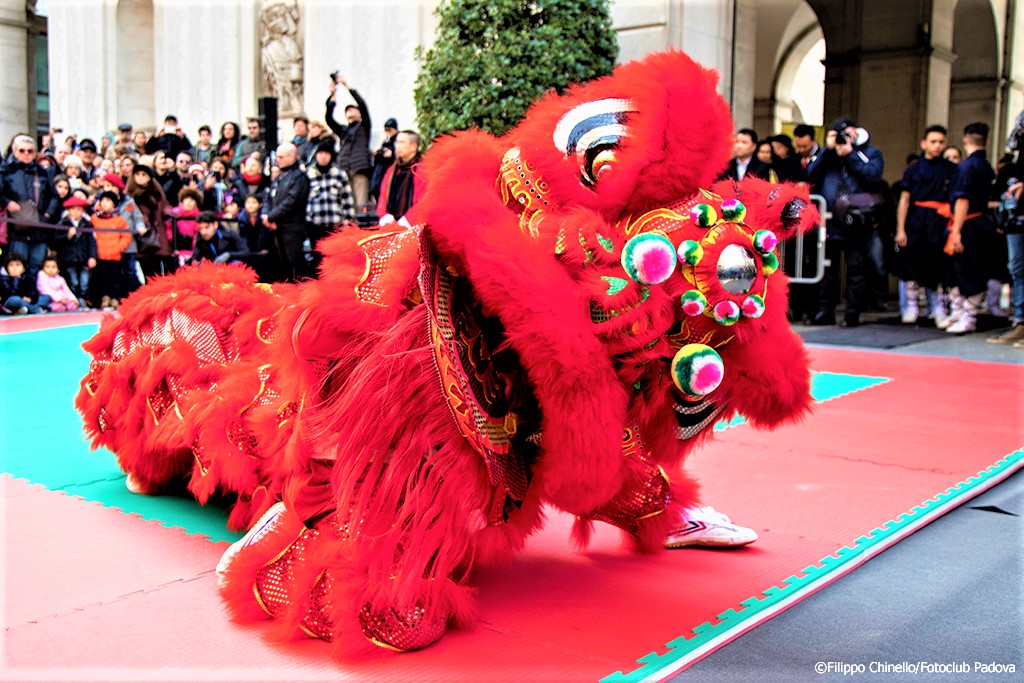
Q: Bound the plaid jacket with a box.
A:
[306,165,355,227]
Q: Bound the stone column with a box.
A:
[48,0,111,139]
[152,0,254,138]
[0,0,32,144]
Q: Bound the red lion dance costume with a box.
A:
[77,51,816,655]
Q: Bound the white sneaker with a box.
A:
[935,311,961,330]
[901,309,919,324]
[945,316,976,334]
[125,472,149,494]
[664,505,758,549]
[216,502,287,589]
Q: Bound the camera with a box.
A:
[834,131,848,145]
[329,71,339,83]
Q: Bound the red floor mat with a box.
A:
[3,347,1022,682]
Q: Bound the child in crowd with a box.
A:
[219,197,241,230]
[91,191,133,309]
[187,210,250,265]
[239,193,273,281]
[36,256,79,312]
[63,154,86,189]
[169,187,204,262]
[1,256,48,314]
[53,174,71,207]
[191,125,215,165]
[54,195,97,304]
[239,193,271,254]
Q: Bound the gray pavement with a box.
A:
[672,313,1024,682]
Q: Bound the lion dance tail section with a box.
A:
[75,263,308,531]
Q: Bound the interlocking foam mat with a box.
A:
[2,319,1021,681]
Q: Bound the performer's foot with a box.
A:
[216,501,288,590]
[664,505,757,549]
[125,473,149,495]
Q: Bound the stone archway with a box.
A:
[116,0,155,130]
[948,0,1000,145]
[753,0,825,136]
[773,27,825,128]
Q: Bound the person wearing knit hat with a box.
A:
[315,138,336,162]
[91,190,133,309]
[97,190,120,207]
[370,120,400,202]
[132,164,155,180]
[306,137,355,270]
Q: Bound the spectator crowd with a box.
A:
[716,115,1024,346]
[1,74,426,313]
[1,78,1020,349]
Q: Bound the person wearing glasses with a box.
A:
[0,135,61,277]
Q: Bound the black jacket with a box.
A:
[716,157,771,182]
[0,155,61,241]
[188,228,250,264]
[54,215,98,266]
[0,272,38,303]
[326,89,372,176]
[266,163,310,233]
[145,131,193,159]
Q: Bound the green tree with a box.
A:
[414,0,618,142]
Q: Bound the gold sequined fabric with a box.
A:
[420,243,531,501]
[254,526,334,638]
[355,226,423,306]
[358,602,447,652]
[146,379,177,425]
[256,306,286,344]
[585,424,672,534]
[112,309,239,367]
[497,147,551,238]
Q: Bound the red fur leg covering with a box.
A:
[221,309,505,656]
[570,423,699,553]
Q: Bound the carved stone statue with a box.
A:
[259,0,304,115]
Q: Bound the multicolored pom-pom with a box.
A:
[677,239,703,266]
[713,300,741,326]
[690,203,718,228]
[720,198,746,223]
[761,251,779,275]
[679,289,708,316]
[671,344,725,397]
[752,229,778,254]
[741,294,765,318]
[620,232,677,285]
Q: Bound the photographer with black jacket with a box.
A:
[806,116,886,327]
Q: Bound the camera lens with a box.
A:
[835,132,847,144]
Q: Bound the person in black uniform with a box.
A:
[942,122,997,334]
[893,125,958,324]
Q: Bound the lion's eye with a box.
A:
[588,148,618,182]
[552,98,636,189]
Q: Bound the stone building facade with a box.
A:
[1,0,1020,182]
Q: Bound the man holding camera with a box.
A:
[325,73,372,211]
[144,114,193,159]
[806,116,886,327]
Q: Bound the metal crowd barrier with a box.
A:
[778,193,828,284]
